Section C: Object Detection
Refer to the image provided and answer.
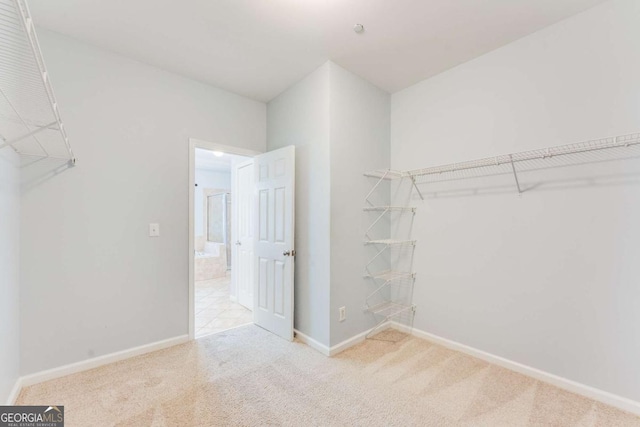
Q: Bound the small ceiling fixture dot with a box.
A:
[353,24,364,34]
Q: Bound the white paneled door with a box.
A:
[253,146,295,341]
[233,159,255,310]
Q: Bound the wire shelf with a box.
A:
[364,271,416,316]
[364,167,418,340]
[364,239,416,246]
[364,169,407,180]
[366,301,415,318]
[363,206,416,212]
[0,0,75,162]
[407,132,640,186]
[364,270,415,282]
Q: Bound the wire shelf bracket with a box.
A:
[410,176,425,200]
[0,0,76,164]
[509,154,522,194]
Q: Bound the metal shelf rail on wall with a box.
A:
[406,132,640,193]
[363,169,422,339]
[0,0,76,164]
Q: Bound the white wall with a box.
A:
[268,62,391,347]
[20,29,266,375]
[0,150,20,402]
[328,63,390,346]
[194,168,231,237]
[391,0,640,402]
[267,64,331,347]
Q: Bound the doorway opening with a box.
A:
[189,139,296,342]
[189,141,260,339]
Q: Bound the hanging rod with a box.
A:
[406,132,640,182]
[0,0,76,163]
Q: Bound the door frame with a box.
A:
[188,138,262,340]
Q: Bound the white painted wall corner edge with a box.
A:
[389,322,640,417]
[6,335,189,405]
[295,323,393,357]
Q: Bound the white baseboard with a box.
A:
[390,322,640,416]
[19,335,189,389]
[294,329,330,356]
[329,322,392,356]
[5,377,23,405]
[295,323,393,357]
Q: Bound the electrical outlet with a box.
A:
[339,306,346,322]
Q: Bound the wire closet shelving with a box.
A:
[0,0,75,163]
[363,169,417,338]
[406,132,640,193]
[361,131,639,339]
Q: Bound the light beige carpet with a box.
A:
[17,325,640,426]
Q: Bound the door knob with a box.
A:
[235,241,242,245]
[283,250,296,257]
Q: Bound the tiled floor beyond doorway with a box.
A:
[195,273,252,338]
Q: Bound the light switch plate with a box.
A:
[149,223,160,237]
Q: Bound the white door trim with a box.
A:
[188,138,262,340]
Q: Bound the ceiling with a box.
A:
[29,0,606,102]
